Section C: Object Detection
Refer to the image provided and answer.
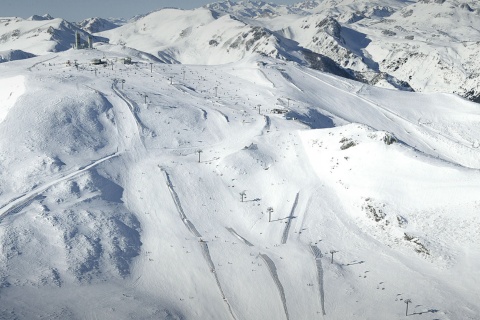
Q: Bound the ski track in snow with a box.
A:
[309,245,326,317]
[215,109,230,122]
[0,152,119,222]
[259,253,290,320]
[161,168,238,320]
[226,227,254,247]
[198,107,208,120]
[111,81,149,145]
[281,192,299,245]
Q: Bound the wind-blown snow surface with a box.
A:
[0,47,479,319]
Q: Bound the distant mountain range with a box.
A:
[0,0,479,101]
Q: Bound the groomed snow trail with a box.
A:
[281,193,299,244]
[0,152,119,222]
[259,253,290,320]
[161,168,238,320]
[310,245,326,316]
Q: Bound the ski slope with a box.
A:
[0,43,479,320]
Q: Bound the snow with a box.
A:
[0,76,25,123]
[0,2,480,320]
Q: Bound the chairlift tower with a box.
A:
[74,31,81,49]
[88,35,93,49]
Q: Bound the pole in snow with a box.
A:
[196,149,203,163]
[121,79,125,89]
[150,62,153,73]
[404,299,411,316]
[144,94,148,104]
[240,191,246,202]
[267,207,273,222]
[330,250,338,263]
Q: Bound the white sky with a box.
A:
[2,0,301,21]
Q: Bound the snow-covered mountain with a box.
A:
[205,0,305,18]
[0,1,480,319]
[202,0,480,100]
[2,1,479,99]
[76,17,121,33]
[0,16,95,56]
[98,7,355,81]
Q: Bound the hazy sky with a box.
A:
[3,0,300,22]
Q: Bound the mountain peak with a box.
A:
[28,14,54,21]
